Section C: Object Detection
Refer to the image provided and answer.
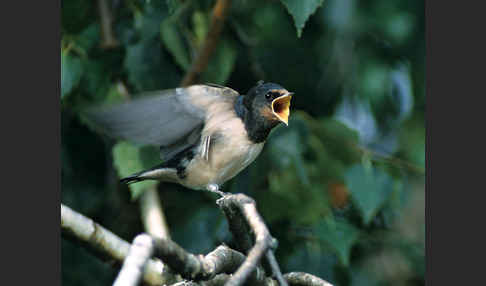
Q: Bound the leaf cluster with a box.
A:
[61,1,425,286]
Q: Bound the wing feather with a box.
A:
[85,88,203,146]
[83,85,239,161]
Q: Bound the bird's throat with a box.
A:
[234,96,276,143]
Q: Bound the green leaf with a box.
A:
[385,13,414,44]
[61,0,93,33]
[166,0,179,15]
[79,60,111,103]
[124,38,180,92]
[316,218,359,266]
[350,267,380,286]
[138,1,169,40]
[172,206,225,253]
[268,122,310,186]
[345,164,395,225]
[316,118,360,164]
[279,0,325,37]
[192,10,209,47]
[263,171,330,225]
[200,39,237,85]
[112,141,160,200]
[161,19,191,71]
[285,243,337,282]
[76,23,100,52]
[361,63,389,102]
[104,84,127,105]
[61,51,83,99]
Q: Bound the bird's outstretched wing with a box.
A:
[84,85,239,161]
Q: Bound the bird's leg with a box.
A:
[206,183,228,197]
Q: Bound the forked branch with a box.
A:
[61,194,334,286]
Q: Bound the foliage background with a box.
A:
[61,0,425,285]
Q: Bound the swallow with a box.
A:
[86,82,293,195]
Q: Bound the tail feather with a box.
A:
[119,163,177,185]
[120,173,144,185]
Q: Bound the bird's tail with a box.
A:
[120,171,145,185]
[119,162,171,185]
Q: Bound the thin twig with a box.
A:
[180,0,232,86]
[113,234,154,286]
[352,143,425,175]
[61,204,174,286]
[299,111,424,175]
[266,251,287,286]
[140,186,171,239]
[97,0,119,49]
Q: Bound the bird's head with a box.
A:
[243,82,293,126]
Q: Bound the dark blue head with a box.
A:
[235,81,293,143]
[243,82,293,126]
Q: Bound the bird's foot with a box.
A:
[206,184,229,199]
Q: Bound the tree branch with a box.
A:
[351,143,425,175]
[283,272,334,286]
[170,272,335,286]
[97,0,119,49]
[62,197,334,286]
[113,234,154,286]
[217,194,288,286]
[61,204,174,286]
[170,274,274,286]
[152,239,266,284]
[180,0,232,86]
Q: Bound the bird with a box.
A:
[85,81,293,195]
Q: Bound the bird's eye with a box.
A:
[265,93,272,100]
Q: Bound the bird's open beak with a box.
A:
[271,92,293,126]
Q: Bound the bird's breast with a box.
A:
[181,117,264,190]
[210,139,264,184]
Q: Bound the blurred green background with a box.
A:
[61,0,425,285]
